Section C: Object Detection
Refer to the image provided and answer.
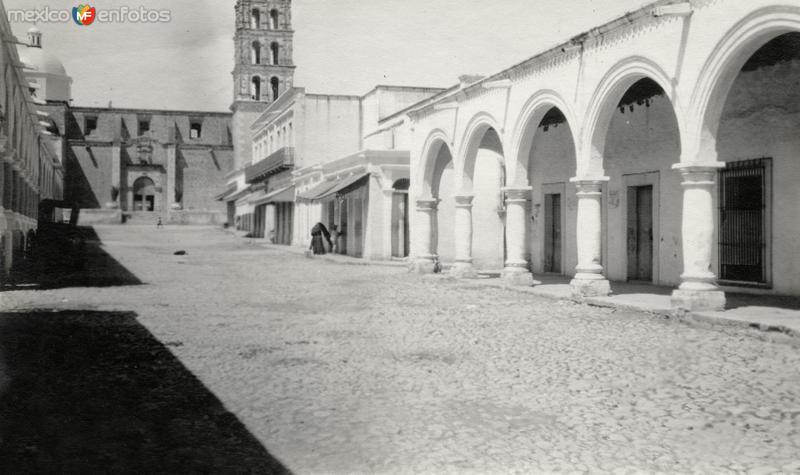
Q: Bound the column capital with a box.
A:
[672,162,724,183]
[570,176,609,186]
[454,194,474,207]
[501,186,532,201]
[570,176,608,195]
[415,198,438,211]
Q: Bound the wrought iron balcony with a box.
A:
[245,147,295,184]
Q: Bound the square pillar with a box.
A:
[108,142,121,208]
[452,194,477,278]
[166,146,178,210]
[413,198,437,273]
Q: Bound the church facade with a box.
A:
[19,27,234,226]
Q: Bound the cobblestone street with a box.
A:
[2,225,800,474]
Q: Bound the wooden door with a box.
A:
[627,185,653,281]
[544,193,562,273]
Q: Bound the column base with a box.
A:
[451,262,477,279]
[502,267,539,287]
[570,275,611,298]
[412,257,436,274]
[671,289,726,312]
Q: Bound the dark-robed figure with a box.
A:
[309,222,333,255]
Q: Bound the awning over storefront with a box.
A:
[214,183,238,201]
[250,185,296,205]
[297,179,339,201]
[315,173,369,200]
[226,185,253,203]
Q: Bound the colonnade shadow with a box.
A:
[4,226,142,291]
[0,310,290,474]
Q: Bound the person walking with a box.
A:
[309,222,332,255]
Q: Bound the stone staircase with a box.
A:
[122,212,164,225]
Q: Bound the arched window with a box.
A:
[393,178,410,191]
[251,41,261,65]
[270,42,279,65]
[251,9,260,29]
[251,76,261,101]
[269,9,279,29]
[271,77,280,101]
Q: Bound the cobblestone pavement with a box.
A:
[2,225,800,474]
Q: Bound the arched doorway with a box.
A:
[519,105,577,276]
[601,77,681,284]
[461,124,506,271]
[705,32,800,293]
[430,142,456,263]
[132,176,157,212]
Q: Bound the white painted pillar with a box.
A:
[382,188,395,259]
[671,163,726,311]
[501,186,537,286]
[109,142,121,209]
[166,146,177,210]
[451,194,476,278]
[413,198,437,273]
[569,177,611,297]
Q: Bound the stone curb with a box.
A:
[224,229,409,268]
[224,229,800,343]
[420,272,800,344]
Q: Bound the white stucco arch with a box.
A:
[417,128,453,199]
[580,56,684,176]
[455,112,504,194]
[507,89,579,187]
[689,5,800,163]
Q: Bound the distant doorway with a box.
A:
[626,185,653,282]
[132,177,157,212]
[543,192,562,273]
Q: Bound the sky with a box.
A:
[6,0,654,112]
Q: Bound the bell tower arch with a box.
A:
[231,0,295,169]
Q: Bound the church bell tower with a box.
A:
[231,0,295,169]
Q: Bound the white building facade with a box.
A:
[407,0,800,311]
[1,15,65,280]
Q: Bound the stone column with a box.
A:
[501,187,537,286]
[382,188,395,259]
[671,163,726,311]
[451,194,476,278]
[412,198,437,273]
[126,189,134,212]
[166,145,178,210]
[109,142,121,209]
[569,177,611,297]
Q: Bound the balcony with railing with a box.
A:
[245,147,295,184]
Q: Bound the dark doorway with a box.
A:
[543,193,562,273]
[132,177,157,212]
[338,200,348,255]
[627,185,653,282]
[719,158,769,285]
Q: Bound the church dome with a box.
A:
[16,27,72,102]
[18,27,67,76]
[18,46,68,76]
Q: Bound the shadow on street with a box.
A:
[3,226,143,291]
[0,310,290,474]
